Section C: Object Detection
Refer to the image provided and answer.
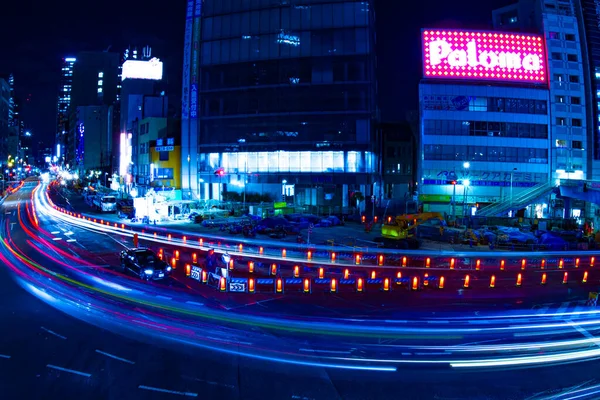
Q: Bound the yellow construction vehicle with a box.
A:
[376,212,446,249]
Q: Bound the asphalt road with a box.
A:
[4,181,600,399]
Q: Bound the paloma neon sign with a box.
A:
[422,29,547,84]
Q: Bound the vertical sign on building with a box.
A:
[181,0,194,120]
[190,1,201,119]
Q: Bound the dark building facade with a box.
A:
[181,0,379,210]
[66,51,120,170]
[380,122,417,204]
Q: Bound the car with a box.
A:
[119,248,172,281]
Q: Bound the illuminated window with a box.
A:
[97,88,103,93]
[556,140,567,148]
[258,152,269,172]
[98,72,104,78]
[347,151,359,173]
[300,152,311,172]
[289,152,300,172]
[278,151,289,172]
[98,80,103,86]
[209,153,219,169]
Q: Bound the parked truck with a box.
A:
[92,195,117,213]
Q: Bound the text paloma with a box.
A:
[428,39,542,71]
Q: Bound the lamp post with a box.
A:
[462,162,470,217]
[463,179,470,217]
[510,167,518,213]
[282,179,287,202]
[452,179,457,220]
[104,172,108,187]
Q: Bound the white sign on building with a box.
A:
[122,57,163,81]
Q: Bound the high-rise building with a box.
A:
[66,51,120,170]
[181,0,379,210]
[75,105,113,172]
[56,57,76,162]
[0,77,12,162]
[118,46,166,188]
[419,0,595,221]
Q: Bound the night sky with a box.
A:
[0,0,509,148]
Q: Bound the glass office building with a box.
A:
[181,0,378,209]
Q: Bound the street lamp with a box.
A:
[463,179,470,216]
[463,161,470,169]
[510,167,518,211]
[282,179,287,202]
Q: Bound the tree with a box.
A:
[352,191,365,214]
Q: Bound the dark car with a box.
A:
[119,248,172,280]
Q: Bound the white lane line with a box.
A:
[186,301,204,306]
[65,232,74,236]
[95,350,135,364]
[66,239,77,242]
[0,354,10,359]
[41,326,67,340]
[10,223,15,231]
[52,237,62,241]
[46,364,91,378]
[156,295,172,300]
[298,348,352,355]
[51,231,60,234]
[138,385,198,397]
[132,320,167,330]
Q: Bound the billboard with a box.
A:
[122,58,163,81]
[422,29,546,84]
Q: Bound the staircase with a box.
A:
[477,181,557,217]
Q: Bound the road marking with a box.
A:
[51,231,60,234]
[298,348,352,355]
[132,320,167,330]
[52,237,62,241]
[65,232,74,236]
[0,354,10,359]
[95,350,135,364]
[46,364,91,378]
[66,239,77,242]
[10,223,15,231]
[41,326,67,340]
[156,295,172,300]
[186,301,204,306]
[138,385,198,397]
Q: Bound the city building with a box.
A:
[181,0,379,212]
[490,0,595,222]
[380,121,417,212]
[56,57,76,161]
[65,51,120,169]
[418,28,551,218]
[74,105,113,173]
[149,136,181,191]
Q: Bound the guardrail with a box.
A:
[44,189,600,297]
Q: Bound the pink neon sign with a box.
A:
[422,29,547,84]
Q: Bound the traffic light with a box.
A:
[214,167,225,177]
[447,180,457,185]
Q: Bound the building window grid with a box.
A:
[423,120,548,139]
[198,150,375,174]
[423,96,547,115]
[423,144,548,164]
